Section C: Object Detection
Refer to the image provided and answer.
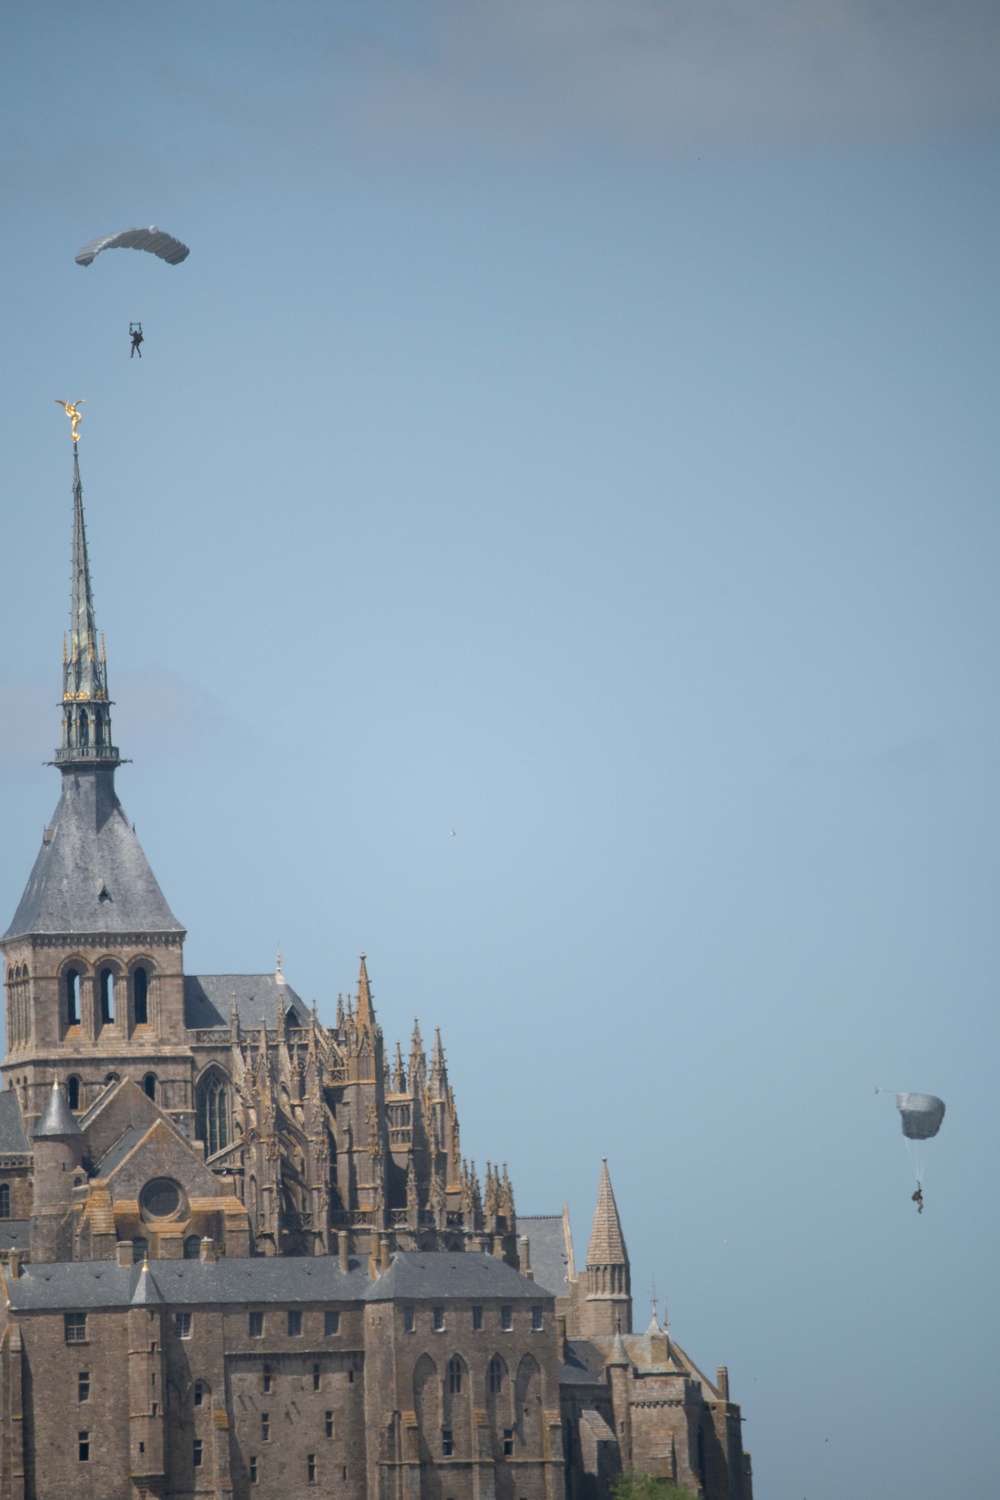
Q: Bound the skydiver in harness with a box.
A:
[130,322,144,358]
[911,1184,924,1214]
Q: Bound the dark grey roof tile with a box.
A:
[0,1093,28,1152]
[184,975,310,1030]
[519,1215,570,1297]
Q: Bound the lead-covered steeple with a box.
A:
[55,448,118,768]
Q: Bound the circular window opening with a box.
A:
[140,1178,182,1220]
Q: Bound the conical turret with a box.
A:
[582,1158,632,1337]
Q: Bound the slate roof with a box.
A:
[0,1093,28,1152]
[0,1222,30,1252]
[8,1251,547,1312]
[95,1124,144,1177]
[4,769,184,939]
[365,1251,548,1304]
[519,1215,571,1297]
[184,974,310,1030]
[34,1083,82,1139]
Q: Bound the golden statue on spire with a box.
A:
[55,399,85,443]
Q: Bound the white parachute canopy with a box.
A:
[75,226,190,267]
[896,1092,946,1141]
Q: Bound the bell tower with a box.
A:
[1,444,194,1134]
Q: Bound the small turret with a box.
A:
[581,1158,632,1338]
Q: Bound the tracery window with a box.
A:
[196,1070,230,1158]
[0,1184,10,1218]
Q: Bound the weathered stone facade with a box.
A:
[0,450,753,1500]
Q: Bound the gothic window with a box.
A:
[78,711,89,748]
[184,1235,201,1260]
[133,967,149,1025]
[99,968,115,1025]
[0,1184,10,1218]
[65,969,80,1028]
[488,1356,505,1396]
[67,1075,81,1111]
[143,1073,156,1101]
[195,1070,230,1158]
[447,1357,463,1394]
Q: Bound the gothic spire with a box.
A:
[56,448,118,768]
[356,953,375,1029]
[429,1027,447,1096]
[586,1158,629,1267]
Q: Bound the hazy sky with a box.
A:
[2,6,999,1497]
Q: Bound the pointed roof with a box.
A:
[356,953,375,1028]
[585,1158,629,1268]
[5,771,184,938]
[33,1080,83,1139]
[131,1258,163,1306]
[66,450,105,702]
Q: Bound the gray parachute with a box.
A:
[896,1092,946,1141]
[75,227,190,267]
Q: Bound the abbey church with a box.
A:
[0,447,753,1500]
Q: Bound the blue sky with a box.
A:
[2,5,999,1496]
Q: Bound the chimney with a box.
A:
[7,1250,21,1281]
[199,1238,217,1265]
[116,1241,133,1268]
[379,1235,392,1274]
[519,1235,534,1280]
[338,1231,351,1273]
[556,1313,569,1359]
[717,1365,729,1401]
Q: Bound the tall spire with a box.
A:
[356,953,375,1029]
[582,1158,633,1338]
[55,449,118,768]
[587,1158,629,1266]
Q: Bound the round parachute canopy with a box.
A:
[896,1092,945,1141]
[75,227,190,267]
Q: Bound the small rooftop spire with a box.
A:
[356,953,375,1028]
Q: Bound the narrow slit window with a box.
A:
[66,969,80,1028]
[134,967,148,1025]
[99,968,115,1025]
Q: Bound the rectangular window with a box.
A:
[532,1306,543,1332]
[433,1306,445,1332]
[325,1411,334,1438]
[503,1429,514,1457]
[313,1364,321,1392]
[193,1439,203,1468]
[262,1366,271,1394]
[501,1305,512,1331]
[175,1312,192,1340]
[472,1305,483,1331]
[325,1309,340,1336]
[250,1456,258,1483]
[65,1313,87,1344]
[78,1431,90,1462]
[249,1311,264,1338]
[308,1454,317,1483]
[403,1306,415,1333]
[193,1382,203,1407]
[287,1310,303,1336]
[78,1372,90,1402]
[261,1413,270,1442]
[441,1429,454,1457]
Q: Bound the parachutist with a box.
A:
[130,323,143,359]
[912,1186,924,1214]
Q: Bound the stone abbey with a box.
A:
[0,449,753,1500]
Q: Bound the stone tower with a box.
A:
[0,448,193,1134]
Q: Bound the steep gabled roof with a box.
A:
[184,974,309,1029]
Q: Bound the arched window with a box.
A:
[78,710,89,747]
[67,1075,81,1111]
[133,967,149,1025]
[0,1184,10,1218]
[184,1235,201,1260]
[65,969,80,1028]
[447,1356,463,1394]
[196,1070,230,1158]
[487,1355,506,1396]
[99,968,115,1025]
[143,1073,157,1101]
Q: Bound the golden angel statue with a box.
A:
[55,399,85,443]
